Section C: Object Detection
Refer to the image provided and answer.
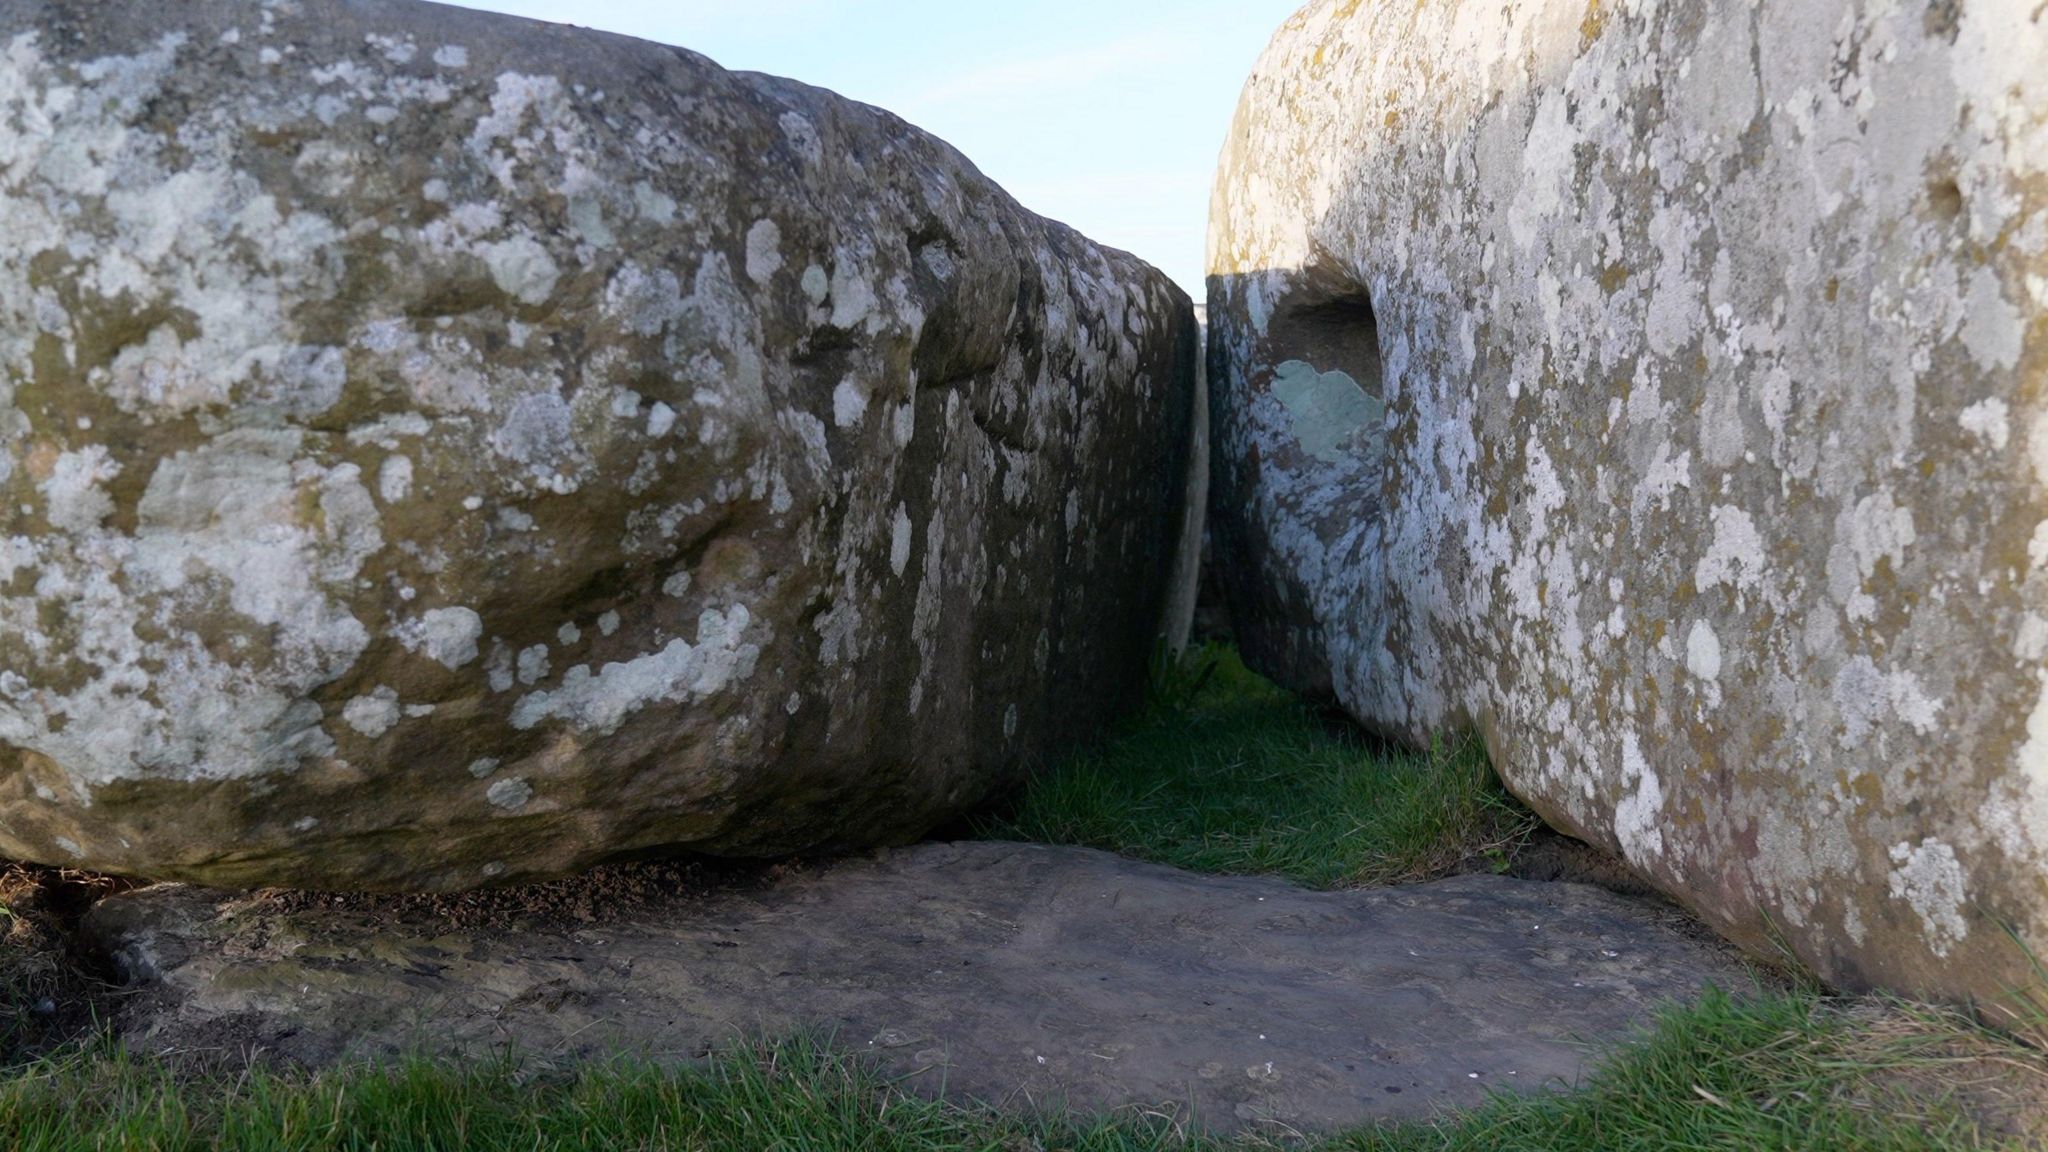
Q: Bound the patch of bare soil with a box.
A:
[0,864,137,1063]
[256,854,796,935]
[1503,827,1664,897]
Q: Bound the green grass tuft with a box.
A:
[2,993,2039,1150]
[1337,988,2045,1151]
[979,644,1536,889]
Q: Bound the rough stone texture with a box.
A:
[85,841,1755,1134]
[0,0,1197,888]
[1164,347,1211,655]
[1209,0,2048,1007]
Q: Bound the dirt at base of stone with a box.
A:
[258,856,796,935]
[0,864,134,1062]
[1502,829,1664,897]
[86,841,1761,1135]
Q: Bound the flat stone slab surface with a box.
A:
[86,842,1757,1133]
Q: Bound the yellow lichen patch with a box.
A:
[1579,0,1608,47]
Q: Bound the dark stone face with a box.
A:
[0,0,1198,890]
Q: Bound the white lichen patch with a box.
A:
[890,504,914,577]
[511,606,762,735]
[744,218,783,284]
[485,776,532,811]
[516,644,551,686]
[343,687,401,738]
[39,447,119,532]
[833,377,869,428]
[1612,733,1665,862]
[377,455,414,503]
[1684,621,1722,683]
[800,265,829,305]
[2,423,375,789]
[1693,505,1766,595]
[1888,840,1971,957]
[395,607,483,670]
[1959,398,2013,450]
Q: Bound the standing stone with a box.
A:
[0,0,1197,889]
[1210,0,2047,1007]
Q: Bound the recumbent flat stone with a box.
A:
[88,841,1758,1134]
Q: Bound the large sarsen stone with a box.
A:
[1209,0,2046,1006]
[0,0,1197,888]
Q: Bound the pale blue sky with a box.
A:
[442,0,1303,295]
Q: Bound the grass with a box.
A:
[2,643,2044,1149]
[0,992,2040,1150]
[1344,989,2048,1151]
[977,644,1537,889]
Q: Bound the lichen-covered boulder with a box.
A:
[1210,0,2047,1005]
[0,0,1197,890]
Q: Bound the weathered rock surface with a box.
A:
[86,841,1755,1133]
[0,0,1197,888]
[1210,0,2048,1005]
